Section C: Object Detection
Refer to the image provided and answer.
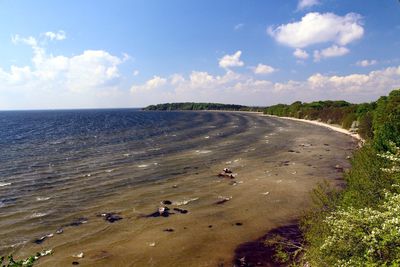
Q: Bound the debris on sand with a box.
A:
[261,192,270,196]
[173,197,199,206]
[215,196,232,205]
[218,168,236,178]
[73,252,84,258]
[163,228,174,232]
[148,242,156,247]
[56,228,63,234]
[98,213,123,223]
[300,143,312,147]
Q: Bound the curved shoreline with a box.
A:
[262,114,364,142]
[232,113,362,266]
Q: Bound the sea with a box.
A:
[0,109,353,266]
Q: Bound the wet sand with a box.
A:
[5,113,357,267]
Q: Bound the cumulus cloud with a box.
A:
[293,48,309,59]
[297,0,320,10]
[219,51,244,69]
[130,65,400,106]
[268,12,364,48]
[0,33,128,109]
[356,59,377,67]
[44,30,66,41]
[313,45,349,61]
[131,76,167,93]
[253,64,276,74]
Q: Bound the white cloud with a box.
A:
[293,48,309,59]
[313,45,349,61]
[297,0,320,10]
[268,12,364,48]
[131,76,167,93]
[356,59,377,67]
[44,30,66,41]
[133,70,140,76]
[129,64,400,107]
[219,50,244,69]
[234,23,244,31]
[253,64,276,74]
[0,33,128,109]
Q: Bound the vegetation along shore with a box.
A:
[144,88,400,266]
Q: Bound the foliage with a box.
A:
[264,99,378,138]
[143,102,265,112]
[320,188,400,266]
[263,89,400,266]
[0,250,52,267]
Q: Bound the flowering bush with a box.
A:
[318,144,400,266]
[320,188,400,266]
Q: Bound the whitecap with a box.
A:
[36,197,50,201]
[105,169,114,173]
[195,150,212,154]
[138,164,149,168]
[30,212,48,218]
[0,182,11,187]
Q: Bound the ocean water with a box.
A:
[0,110,268,251]
[0,110,354,266]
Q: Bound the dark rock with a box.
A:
[208,225,213,228]
[163,228,174,232]
[215,198,231,205]
[235,222,243,226]
[146,207,172,218]
[173,208,188,214]
[218,173,235,179]
[98,213,123,223]
[223,168,233,173]
[64,217,88,227]
[162,200,172,205]
[33,236,46,244]
[334,164,344,173]
[72,261,80,265]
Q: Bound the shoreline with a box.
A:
[232,113,362,266]
[262,114,364,142]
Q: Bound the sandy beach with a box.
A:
[3,112,357,267]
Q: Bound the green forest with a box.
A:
[144,90,400,266]
[143,102,264,112]
[267,89,400,266]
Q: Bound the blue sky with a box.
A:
[0,0,399,109]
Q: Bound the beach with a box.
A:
[0,111,357,266]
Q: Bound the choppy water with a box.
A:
[0,110,355,266]
[0,110,271,251]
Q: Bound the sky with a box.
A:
[0,0,400,110]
